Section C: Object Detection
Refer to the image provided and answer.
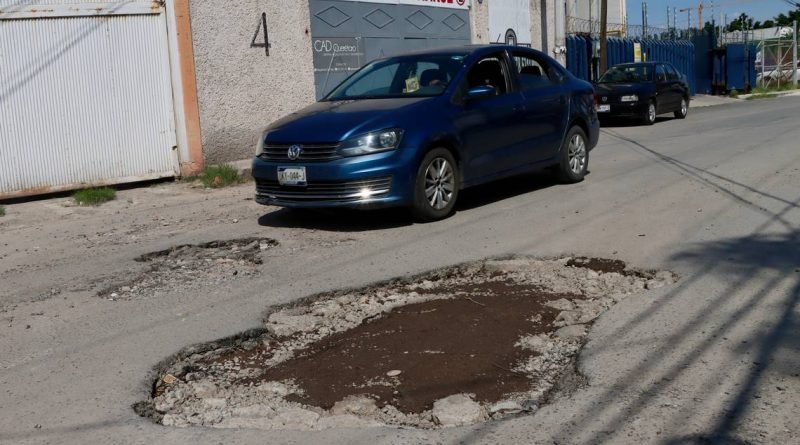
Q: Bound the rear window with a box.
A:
[598,65,651,83]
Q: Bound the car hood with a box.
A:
[594,83,651,96]
[264,97,433,144]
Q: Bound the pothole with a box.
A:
[137,256,676,430]
[99,237,278,300]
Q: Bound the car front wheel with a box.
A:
[557,126,589,183]
[411,148,459,222]
[674,97,688,119]
[642,100,657,125]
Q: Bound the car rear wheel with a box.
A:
[642,100,657,125]
[674,97,688,119]
[557,126,589,183]
[411,148,459,222]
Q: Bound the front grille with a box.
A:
[256,176,392,202]
[260,143,341,162]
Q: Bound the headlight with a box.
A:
[255,131,268,156]
[620,95,639,102]
[337,129,404,157]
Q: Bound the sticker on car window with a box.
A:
[404,77,420,93]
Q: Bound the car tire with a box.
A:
[674,97,688,119]
[557,126,589,184]
[642,100,657,125]
[411,148,459,222]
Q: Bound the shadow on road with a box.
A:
[599,116,674,128]
[455,123,800,445]
[256,171,560,231]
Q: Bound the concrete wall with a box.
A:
[470,0,490,43]
[489,0,532,44]
[189,0,316,164]
[572,0,625,26]
[530,0,557,56]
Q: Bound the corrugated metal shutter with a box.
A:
[0,1,178,198]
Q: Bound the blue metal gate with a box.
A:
[566,35,697,95]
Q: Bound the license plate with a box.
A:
[597,104,611,112]
[277,167,306,186]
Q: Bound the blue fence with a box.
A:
[566,35,697,95]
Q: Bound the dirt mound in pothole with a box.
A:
[142,256,676,430]
[99,237,277,300]
[264,280,573,413]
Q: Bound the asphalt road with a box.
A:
[1,97,799,445]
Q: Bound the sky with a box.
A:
[627,0,798,28]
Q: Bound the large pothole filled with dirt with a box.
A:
[138,256,675,430]
[99,237,278,300]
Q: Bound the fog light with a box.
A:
[358,188,376,199]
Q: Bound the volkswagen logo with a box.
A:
[287,145,303,161]
[601,96,608,103]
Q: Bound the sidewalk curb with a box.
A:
[738,90,800,100]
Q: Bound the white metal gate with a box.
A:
[0,1,178,198]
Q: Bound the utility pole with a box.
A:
[673,7,678,37]
[794,20,798,86]
[667,6,671,37]
[600,0,608,73]
[698,2,704,30]
[680,7,691,30]
[642,2,648,37]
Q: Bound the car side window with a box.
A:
[465,55,510,95]
[665,64,681,81]
[512,52,555,91]
[655,64,667,82]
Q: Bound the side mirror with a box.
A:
[466,85,497,100]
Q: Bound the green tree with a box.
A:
[726,13,754,32]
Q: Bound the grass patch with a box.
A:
[73,187,117,206]
[729,89,739,98]
[753,83,799,94]
[747,94,775,100]
[0,206,5,217]
[200,164,240,188]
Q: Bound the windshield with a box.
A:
[598,65,652,83]
[324,53,466,101]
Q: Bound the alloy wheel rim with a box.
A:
[649,104,656,122]
[424,158,455,210]
[681,99,687,115]
[568,133,587,174]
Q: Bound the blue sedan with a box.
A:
[253,45,599,221]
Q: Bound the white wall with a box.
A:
[489,0,532,44]
[570,0,625,26]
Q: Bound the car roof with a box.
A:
[384,44,544,58]
[613,62,665,67]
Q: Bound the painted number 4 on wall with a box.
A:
[251,12,270,57]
